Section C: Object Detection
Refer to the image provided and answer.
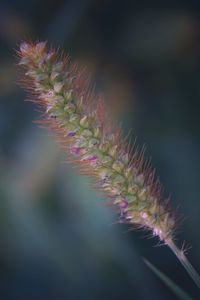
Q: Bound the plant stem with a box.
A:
[167,239,200,288]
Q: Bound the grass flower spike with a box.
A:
[17,41,200,287]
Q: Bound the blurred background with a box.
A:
[0,0,200,299]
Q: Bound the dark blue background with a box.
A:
[0,1,200,299]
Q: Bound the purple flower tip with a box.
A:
[70,147,80,155]
[119,199,128,209]
[67,131,76,137]
[88,155,98,161]
[20,42,29,53]
[47,90,54,97]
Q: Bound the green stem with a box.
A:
[167,239,200,288]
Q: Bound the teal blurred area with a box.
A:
[0,1,200,299]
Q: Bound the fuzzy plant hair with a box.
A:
[17,41,200,287]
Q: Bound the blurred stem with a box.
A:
[144,258,194,300]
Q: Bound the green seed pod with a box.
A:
[112,160,124,173]
[54,82,64,93]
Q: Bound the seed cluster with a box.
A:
[18,41,176,243]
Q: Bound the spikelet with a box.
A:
[17,41,200,287]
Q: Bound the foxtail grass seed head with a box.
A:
[17,41,200,287]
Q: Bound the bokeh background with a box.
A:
[0,1,200,299]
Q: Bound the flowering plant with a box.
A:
[17,41,200,287]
